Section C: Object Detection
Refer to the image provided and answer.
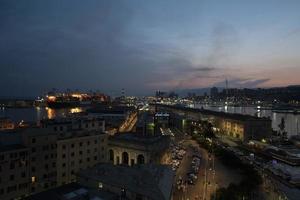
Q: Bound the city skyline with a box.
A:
[1,0,300,96]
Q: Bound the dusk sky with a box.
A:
[1,0,300,97]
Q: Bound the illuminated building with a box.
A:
[0,117,15,130]
[154,104,272,141]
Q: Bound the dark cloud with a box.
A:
[0,1,294,97]
[214,78,270,88]
[0,0,150,96]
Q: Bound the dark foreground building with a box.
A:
[25,163,174,200]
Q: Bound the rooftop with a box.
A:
[23,182,117,200]
[155,104,271,121]
[78,163,174,200]
[0,144,27,153]
[109,132,169,145]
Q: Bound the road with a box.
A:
[118,112,137,132]
[172,130,242,200]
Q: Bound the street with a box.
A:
[171,130,242,200]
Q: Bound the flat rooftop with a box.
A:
[78,163,174,200]
[155,104,271,121]
[109,132,169,144]
[0,144,27,153]
[24,182,117,200]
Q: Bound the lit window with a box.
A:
[98,182,103,189]
[31,176,36,183]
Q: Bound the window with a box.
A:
[109,150,114,161]
[98,182,103,189]
[19,183,28,190]
[94,148,97,152]
[31,148,36,153]
[71,144,75,148]
[62,173,66,177]
[7,185,17,193]
[10,175,14,181]
[21,172,26,178]
[87,157,90,162]
[10,163,15,169]
[60,126,63,131]
[94,156,97,161]
[62,163,66,167]
[32,138,36,143]
[62,154,66,158]
[122,152,129,165]
[62,145,66,150]
[94,140,97,144]
[71,152,75,157]
[137,154,145,165]
[32,167,35,172]
[43,145,49,151]
[136,194,143,200]
[79,142,83,146]
[79,151,83,155]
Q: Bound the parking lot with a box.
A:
[170,129,242,200]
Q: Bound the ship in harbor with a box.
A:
[35,91,110,108]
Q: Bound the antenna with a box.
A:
[226,78,228,90]
[225,78,229,100]
[121,88,125,97]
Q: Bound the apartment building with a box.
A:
[56,131,107,185]
[0,144,29,200]
[0,115,107,200]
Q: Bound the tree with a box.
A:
[278,117,285,133]
[201,121,215,139]
[278,117,287,139]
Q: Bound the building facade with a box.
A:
[154,104,272,141]
[108,133,170,166]
[0,115,107,200]
[0,145,30,200]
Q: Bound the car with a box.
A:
[187,178,194,185]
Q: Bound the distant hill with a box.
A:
[174,87,223,97]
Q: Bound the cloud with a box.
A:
[214,78,270,88]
